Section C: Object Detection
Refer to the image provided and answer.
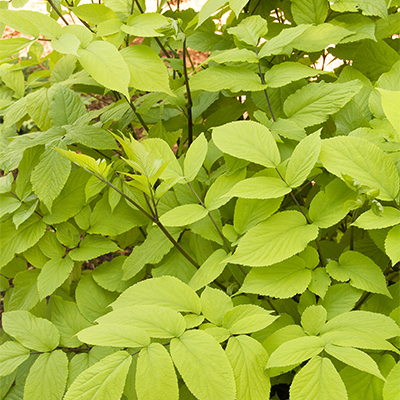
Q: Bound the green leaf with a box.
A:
[264,62,322,88]
[24,350,68,400]
[309,178,357,228]
[330,13,376,43]
[170,330,236,400]
[71,4,117,24]
[228,176,291,199]
[122,226,181,280]
[385,225,400,265]
[198,0,227,26]
[112,276,202,314]
[266,336,325,368]
[37,256,74,300]
[234,197,282,235]
[227,15,267,47]
[0,37,33,59]
[330,0,387,19]
[326,251,391,297]
[229,211,319,267]
[184,133,208,182]
[0,195,21,219]
[225,335,270,400]
[160,204,209,227]
[320,310,400,339]
[75,275,118,322]
[0,341,30,377]
[64,351,132,400]
[78,323,150,347]
[26,88,51,131]
[383,361,400,400]
[320,136,400,201]
[201,286,233,326]
[2,310,59,352]
[204,169,246,210]
[378,89,400,139]
[96,305,186,339]
[241,255,312,298]
[208,48,258,64]
[120,45,173,95]
[212,121,280,168]
[31,143,71,212]
[229,0,249,16]
[325,344,385,380]
[51,33,80,56]
[189,249,228,292]
[284,81,362,128]
[190,66,265,93]
[121,12,168,37]
[353,207,400,229]
[136,343,179,400]
[291,0,329,25]
[258,24,311,58]
[290,356,347,400]
[65,126,117,150]
[50,296,92,348]
[7,269,40,311]
[77,41,130,97]
[222,304,277,334]
[301,305,327,336]
[291,23,353,52]
[285,130,321,188]
[69,235,119,261]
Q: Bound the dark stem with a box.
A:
[123,95,149,132]
[266,298,279,315]
[254,47,276,122]
[349,210,358,251]
[250,0,262,15]
[47,0,70,25]
[353,292,370,310]
[393,199,400,210]
[182,38,193,146]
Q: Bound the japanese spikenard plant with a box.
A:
[0,0,400,399]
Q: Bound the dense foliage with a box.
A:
[0,0,400,399]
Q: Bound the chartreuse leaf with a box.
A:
[112,276,202,314]
[320,136,400,201]
[122,13,168,37]
[285,131,321,188]
[0,37,33,59]
[0,341,30,377]
[213,121,280,168]
[170,330,236,400]
[77,41,130,97]
[64,351,132,400]
[7,269,40,311]
[229,211,319,267]
[189,249,228,292]
[383,361,400,400]
[241,255,312,298]
[290,356,347,400]
[223,304,277,335]
[201,286,233,326]
[37,256,74,300]
[160,204,208,227]
[228,15,267,46]
[266,336,325,368]
[71,4,117,24]
[50,296,92,348]
[24,350,68,400]
[78,323,150,347]
[385,225,400,265]
[2,310,59,352]
[264,62,322,88]
[225,335,270,400]
[325,344,385,380]
[190,66,265,93]
[284,81,362,128]
[51,33,80,56]
[308,268,330,298]
[326,251,391,297]
[120,45,173,95]
[309,178,357,228]
[198,0,227,26]
[330,0,387,19]
[65,126,117,150]
[207,48,258,64]
[69,235,119,261]
[228,177,291,199]
[136,343,179,400]
[320,311,400,339]
[291,0,329,25]
[96,305,186,339]
[184,133,208,182]
[353,207,400,229]
[204,169,246,210]
[378,89,400,140]
[301,305,327,336]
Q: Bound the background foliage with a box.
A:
[0,0,399,399]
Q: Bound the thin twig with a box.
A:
[182,38,193,146]
[47,0,69,25]
[123,95,149,132]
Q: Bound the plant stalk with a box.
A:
[182,38,193,146]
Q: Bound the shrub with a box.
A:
[0,0,399,399]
